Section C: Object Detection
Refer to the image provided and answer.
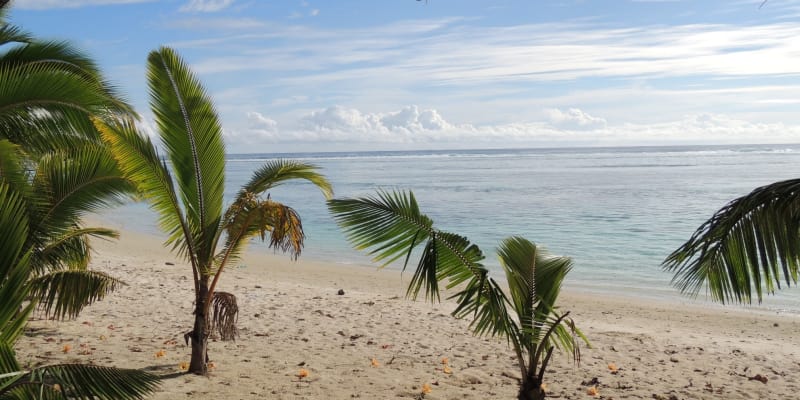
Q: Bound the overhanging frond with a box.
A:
[1,363,159,400]
[663,178,800,304]
[28,270,125,320]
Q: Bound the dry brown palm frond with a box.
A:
[209,291,238,341]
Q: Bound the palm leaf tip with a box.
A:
[11,364,160,400]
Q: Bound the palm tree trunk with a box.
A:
[518,372,546,400]
[188,278,209,375]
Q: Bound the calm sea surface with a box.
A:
[97,144,800,312]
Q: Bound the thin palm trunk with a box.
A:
[189,277,210,374]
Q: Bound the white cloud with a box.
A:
[225,105,800,151]
[13,0,153,9]
[309,9,319,16]
[180,0,235,13]
[545,108,607,130]
[170,17,265,30]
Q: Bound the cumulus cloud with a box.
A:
[545,108,607,130]
[13,0,153,9]
[226,105,800,151]
[180,0,234,12]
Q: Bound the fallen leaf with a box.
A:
[179,362,189,371]
[297,368,309,379]
[155,349,166,358]
[608,362,619,373]
[421,383,432,394]
[540,383,547,393]
[749,374,768,384]
[62,344,71,353]
[587,386,599,396]
[441,357,449,365]
[208,361,217,370]
[371,358,380,367]
[443,365,452,374]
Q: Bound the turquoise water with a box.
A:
[97,144,800,311]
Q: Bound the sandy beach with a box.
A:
[15,229,800,399]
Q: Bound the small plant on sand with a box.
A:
[98,47,332,375]
[329,190,587,400]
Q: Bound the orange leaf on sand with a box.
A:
[155,349,166,358]
[421,383,432,394]
[608,362,619,373]
[99,335,106,341]
[371,358,380,367]
[62,344,71,353]
[441,357,449,365]
[208,362,217,370]
[443,366,452,374]
[540,383,548,393]
[179,362,189,371]
[587,386,599,396]
[297,368,310,379]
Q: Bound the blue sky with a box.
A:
[7,0,800,153]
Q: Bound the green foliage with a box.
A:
[329,190,586,398]
[664,178,800,304]
[102,46,331,374]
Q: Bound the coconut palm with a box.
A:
[97,46,332,375]
[0,182,160,400]
[0,2,138,319]
[328,190,585,400]
[663,179,800,304]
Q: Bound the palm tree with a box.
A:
[0,1,138,319]
[97,46,332,375]
[0,182,160,399]
[328,190,585,400]
[663,179,800,304]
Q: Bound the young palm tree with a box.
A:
[98,47,332,375]
[0,182,160,400]
[663,178,800,304]
[328,190,585,400]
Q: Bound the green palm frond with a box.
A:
[33,227,118,274]
[663,178,800,304]
[0,140,29,194]
[147,46,225,266]
[96,117,197,262]
[0,183,34,345]
[31,146,134,233]
[0,362,159,400]
[240,159,333,200]
[28,270,125,321]
[329,190,433,267]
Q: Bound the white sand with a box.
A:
[15,230,800,399]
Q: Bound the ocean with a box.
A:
[97,144,800,312]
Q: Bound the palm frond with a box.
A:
[209,292,238,341]
[240,159,332,200]
[0,183,34,345]
[663,178,800,304]
[1,363,159,400]
[32,227,118,274]
[28,270,125,321]
[147,46,225,266]
[95,117,197,263]
[328,190,433,266]
[0,139,29,194]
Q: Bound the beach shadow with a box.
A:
[141,364,186,380]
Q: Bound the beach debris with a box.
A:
[179,362,189,371]
[371,358,380,367]
[155,349,166,358]
[62,344,71,353]
[540,383,547,393]
[165,262,174,265]
[107,324,116,330]
[421,383,432,394]
[587,386,599,396]
[749,374,768,384]
[608,362,619,374]
[297,368,310,379]
[99,335,107,341]
[82,321,93,326]
[443,365,453,374]
[381,344,393,349]
[208,361,217,370]
[337,289,345,295]
[441,357,449,365]
[297,361,306,366]
[581,377,601,386]
[163,339,177,345]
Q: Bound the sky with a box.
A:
[6,0,800,153]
